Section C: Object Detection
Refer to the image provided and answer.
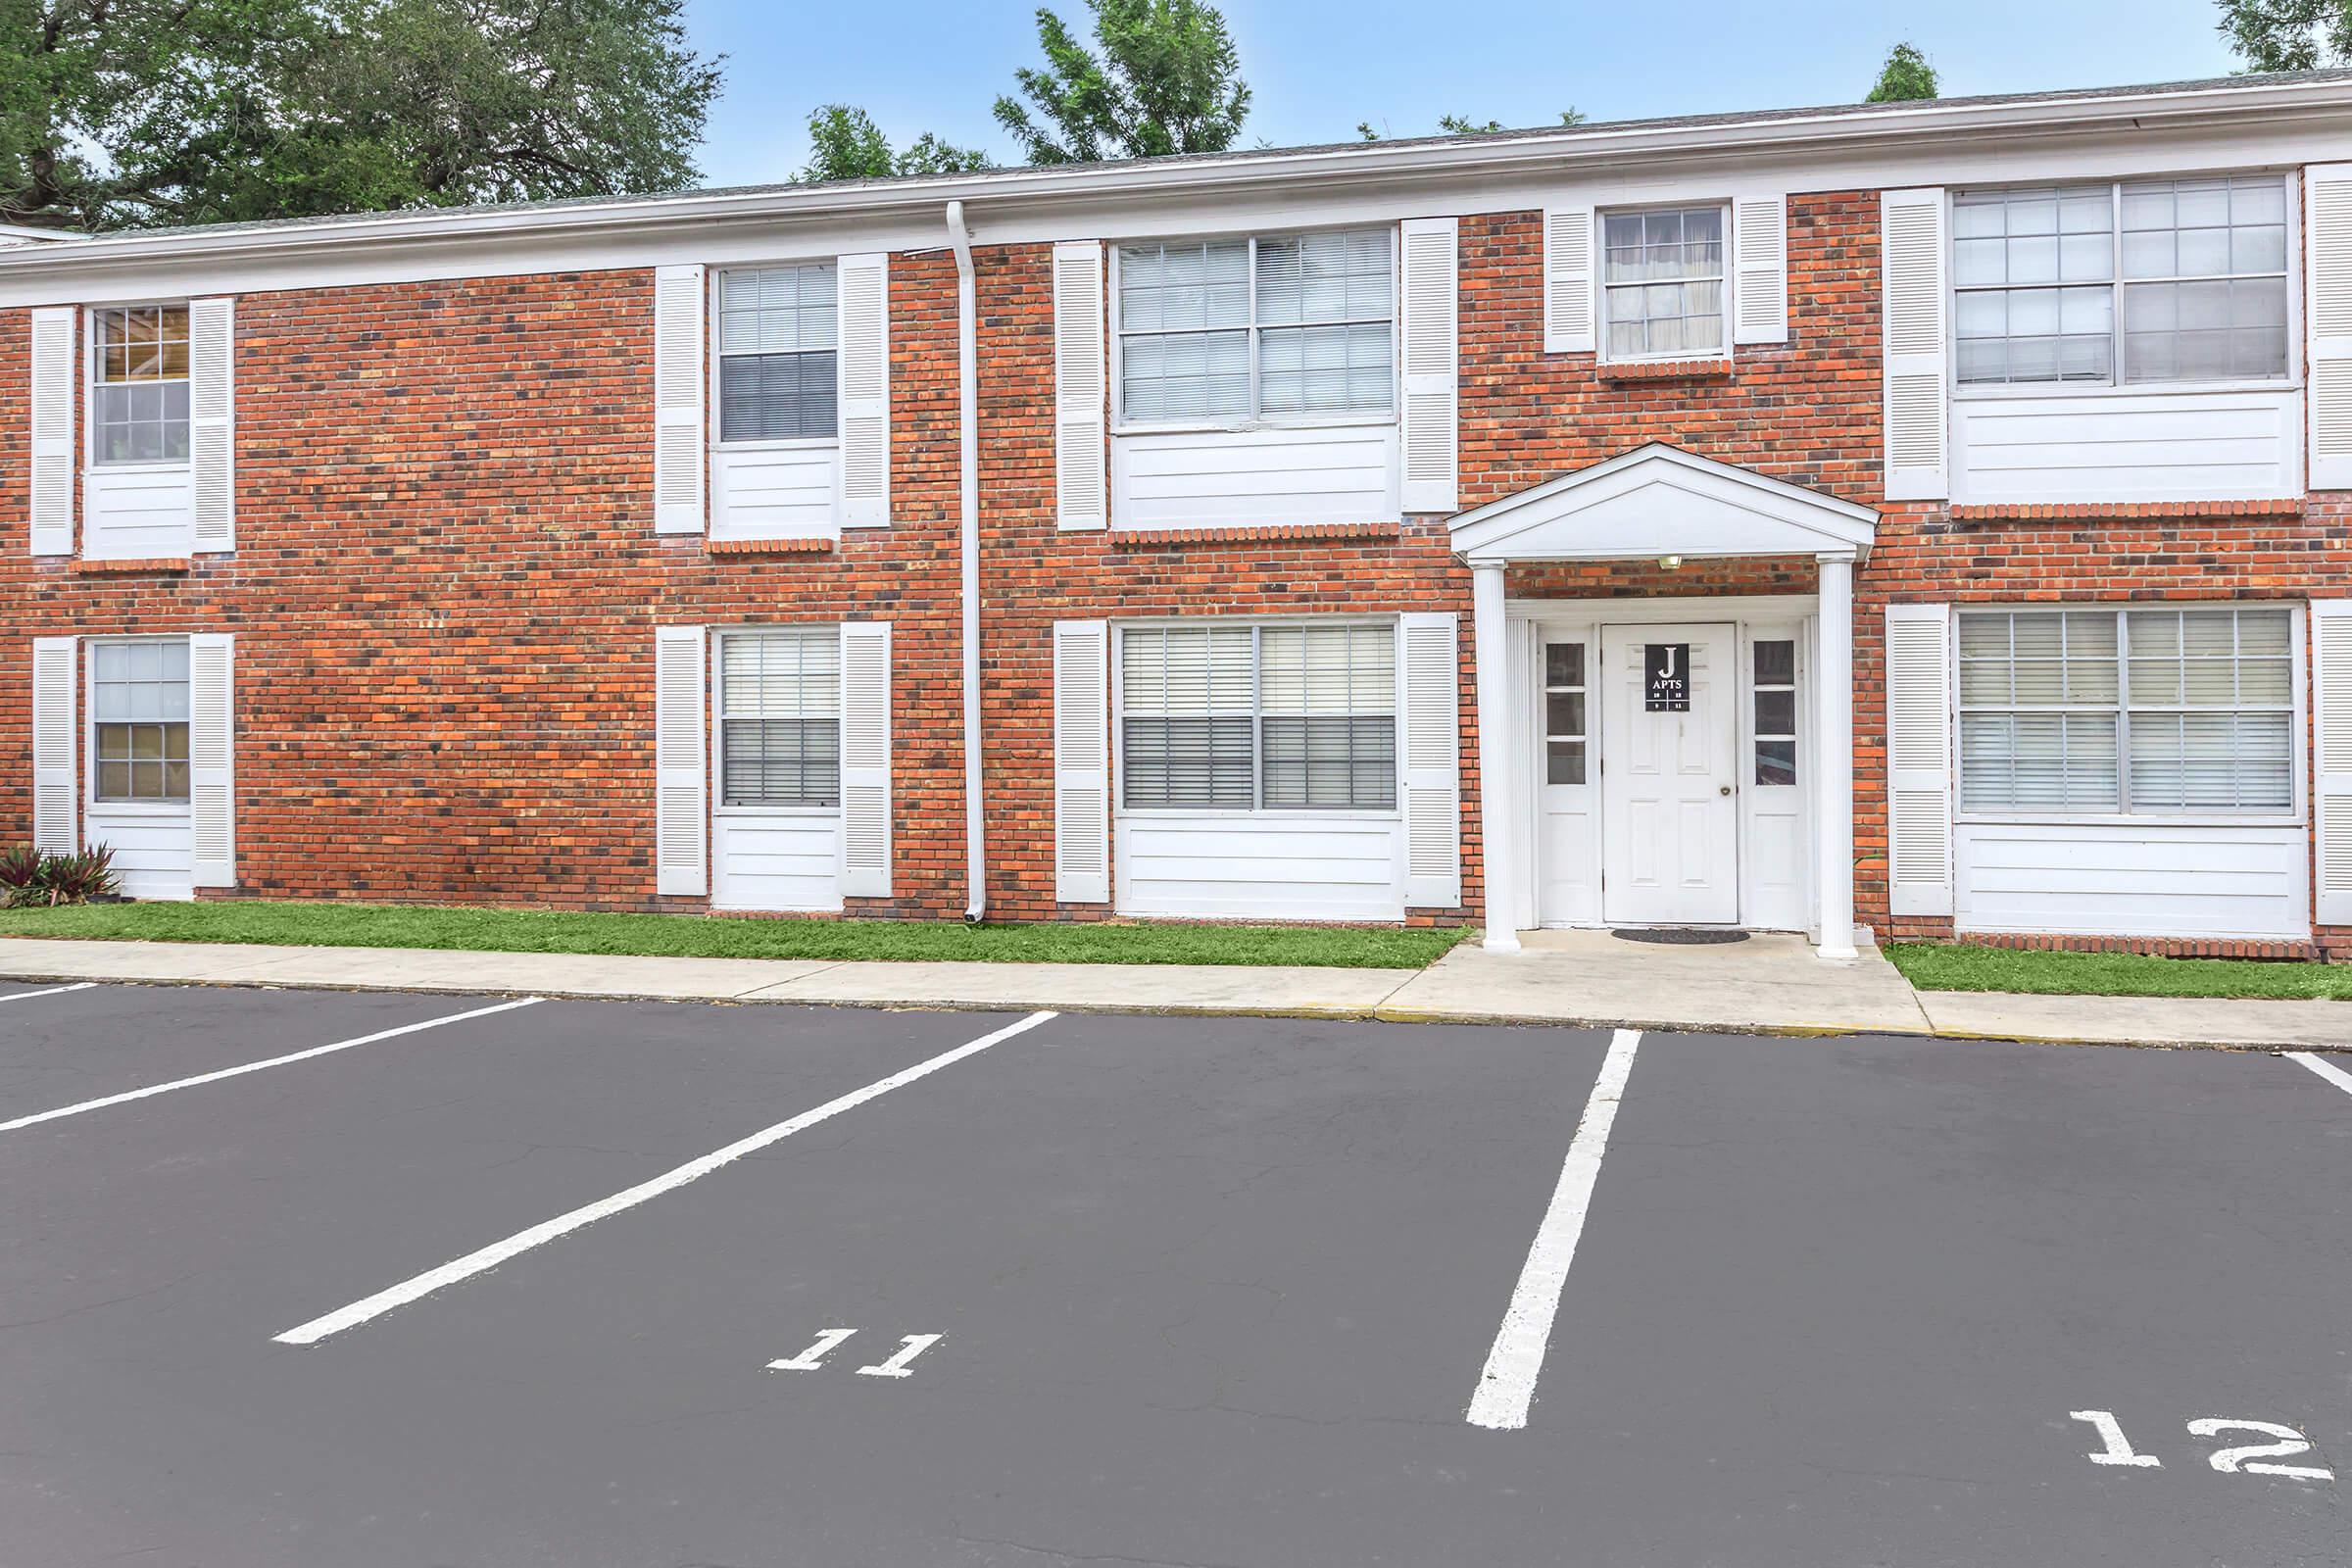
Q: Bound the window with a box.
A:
[717,629,839,808]
[1543,642,1588,785]
[91,639,189,803]
[1120,622,1396,811]
[1957,607,2293,814]
[1116,229,1395,425]
[715,265,838,443]
[1752,639,1797,786]
[1953,175,2290,389]
[1601,206,1726,360]
[91,306,190,465]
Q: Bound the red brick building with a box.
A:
[7,73,2352,958]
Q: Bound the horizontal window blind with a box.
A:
[715,264,839,442]
[718,629,840,808]
[91,638,191,803]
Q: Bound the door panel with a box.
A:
[1601,622,1739,924]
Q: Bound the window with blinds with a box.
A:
[91,638,190,802]
[717,629,840,808]
[1120,622,1396,811]
[1957,607,2294,814]
[715,264,839,442]
[1115,229,1395,426]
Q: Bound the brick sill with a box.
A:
[706,535,835,556]
[1107,520,1403,546]
[1598,358,1734,383]
[1947,499,2305,521]
[72,557,191,574]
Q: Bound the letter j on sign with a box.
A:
[1644,643,1690,711]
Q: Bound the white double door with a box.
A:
[1599,621,1740,925]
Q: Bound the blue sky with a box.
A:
[683,0,2250,187]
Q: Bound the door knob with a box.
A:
[1718,785,1733,796]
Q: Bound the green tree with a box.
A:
[993,0,1250,165]
[1,0,721,232]
[1358,109,1585,141]
[1864,42,1939,102]
[2217,0,2352,67]
[801,105,990,182]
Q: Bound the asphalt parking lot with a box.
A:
[0,980,2345,1568]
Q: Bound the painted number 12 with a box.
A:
[2070,1410,2333,1481]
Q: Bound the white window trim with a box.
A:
[1593,200,1734,366]
[83,302,194,475]
[706,261,845,455]
[708,623,842,820]
[1107,225,1402,436]
[1947,169,2303,403]
[83,633,192,815]
[1948,601,2308,828]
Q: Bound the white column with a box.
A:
[1815,553,1858,960]
[1473,561,1520,953]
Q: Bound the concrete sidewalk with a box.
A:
[0,934,2345,1051]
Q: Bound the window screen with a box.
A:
[92,306,190,466]
[1601,206,1726,360]
[716,265,839,442]
[718,629,840,808]
[91,638,190,802]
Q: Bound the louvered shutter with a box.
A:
[1398,612,1461,907]
[1543,205,1595,353]
[1399,219,1459,514]
[189,298,234,553]
[2306,166,2352,489]
[654,625,708,896]
[1053,242,1108,530]
[28,308,73,557]
[1732,191,1789,345]
[838,620,892,898]
[653,265,706,533]
[30,637,75,856]
[1881,188,1949,502]
[1885,604,1954,917]
[837,252,890,529]
[1054,620,1110,903]
[2315,601,2352,924]
[188,633,235,887]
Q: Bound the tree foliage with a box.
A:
[2217,0,2352,68]
[1864,42,1939,102]
[1,0,721,231]
[1358,109,1585,141]
[800,105,989,182]
[993,0,1250,165]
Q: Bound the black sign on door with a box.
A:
[1643,643,1691,711]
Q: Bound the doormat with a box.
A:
[1610,928,1750,946]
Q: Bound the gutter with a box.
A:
[947,200,986,922]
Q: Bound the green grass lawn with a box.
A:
[1886,942,2352,1001]
[0,900,1471,970]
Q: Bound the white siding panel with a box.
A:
[1111,423,1396,530]
[713,813,842,912]
[711,445,838,540]
[1955,823,2308,941]
[83,466,194,560]
[1115,814,1403,921]
[87,808,194,902]
[1953,390,2300,505]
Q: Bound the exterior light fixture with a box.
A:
[1657,554,1684,569]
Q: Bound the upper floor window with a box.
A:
[714,264,838,443]
[1601,206,1727,360]
[90,638,190,803]
[1953,175,2291,390]
[1115,229,1395,426]
[91,305,189,466]
[716,628,840,808]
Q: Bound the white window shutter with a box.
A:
[1881,188,1949,502]
[2306,166,2352,489]
[2315,601,2352,924]
[1732,191,1789,345]
[838,252,890,529]
[1053,619,1109,903]
[188,633,236,887]
[1398,218,1459,514]
[189,298,234,553]
[653,265,705,534]
[1053,241,1108,530]
[838,620,893,898]
[1398,612,1461,908]
[28,307,73,557]
[1543,205,1595,353]
[30,637,75,857]
[1885,604,1954,917]
[654,624,707,896]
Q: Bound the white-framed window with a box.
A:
[1752,638,1798,786]
[1118,621,1396,811]
[1952,174,2292,390]
[89,305,190,466]
[1114,228,1396,427]
[715,628,839,808]
[713,264,838,444]
[1543,641,1588,785]
[1956,606,2296,816]
[1600,204,1728,361]
[89,637,190,804]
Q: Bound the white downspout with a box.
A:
[948,201,986,921]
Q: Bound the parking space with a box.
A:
[0,982,2345,1566]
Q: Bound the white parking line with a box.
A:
[274,1008,1059,1347]
[2286,1051,2352,1099]
[0,982,97,1004]
[0,996,545,1134]
[1466,1027,1642,1432]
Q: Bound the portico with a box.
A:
[1451,444,1878,960]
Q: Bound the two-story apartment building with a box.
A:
[6,71,2352,959]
